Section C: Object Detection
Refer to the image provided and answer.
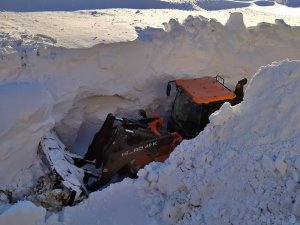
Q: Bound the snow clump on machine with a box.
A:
[136,60,300,225]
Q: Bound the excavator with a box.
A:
[40,75,247,204]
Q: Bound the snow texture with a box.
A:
[0,82,54,189]
[29,59,300,225]
[1,12,300,194]
[0,1,300,224]
[0,201,46,225]
[135,60,300,225]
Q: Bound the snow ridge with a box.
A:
[136,60,300,225]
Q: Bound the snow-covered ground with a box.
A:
[1,0,300,224]
[1,1,300,48]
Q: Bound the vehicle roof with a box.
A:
[175,76,236,104]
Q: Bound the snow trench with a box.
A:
[3,60,300,225]
[0,13,300,199]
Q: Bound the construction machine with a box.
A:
[40,75,247,205]
[166,75,247,139]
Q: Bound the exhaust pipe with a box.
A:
[232,78,247,105]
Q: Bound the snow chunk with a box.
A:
[294,157,300,170]
[262,155,275,172]
[209,102,234,127]
[225,12,246,31]
[0,201,46,225]
[293,195,300,217]
[275,158,287,175]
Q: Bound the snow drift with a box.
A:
[135,60,300,225]
[1,14,300,191]
[0,82,53,188]
[0,201,46,225]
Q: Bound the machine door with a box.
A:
[170,89,228,139]
[170,89,203,138]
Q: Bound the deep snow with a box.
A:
[137,60,300,225]
[2,14,300,191]
[1,0,300,224]
[58,60,300,224]
[1,1,300,49]
[3,59,300,225]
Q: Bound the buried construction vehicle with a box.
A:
[40,75,247,204]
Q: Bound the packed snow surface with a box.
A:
[1,0,300,48]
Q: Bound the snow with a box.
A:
[45,59,300,225]
[225,12,246,30]
[40,131,86,201]
[0,201,46,225]
[1,0,300,224]
[62,179,158,225]
[133,60,300,225]
[2,13,300,191]
[0,82,53,189]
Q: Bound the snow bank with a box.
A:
[61,179,158,225]
[1,14,300,190]
[0,82,53,189]
[32,60,300,225]
[136,60,300,224]
[0,201,46,225]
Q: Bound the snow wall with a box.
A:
[1,13,300,190]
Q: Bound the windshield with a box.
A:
[170,88,228,138]
[171,89,203,137]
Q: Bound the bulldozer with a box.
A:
[40,75,247,204]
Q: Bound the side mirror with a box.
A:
[238,78,248,86]
[166,83,171,96]
[232,78,248,106]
